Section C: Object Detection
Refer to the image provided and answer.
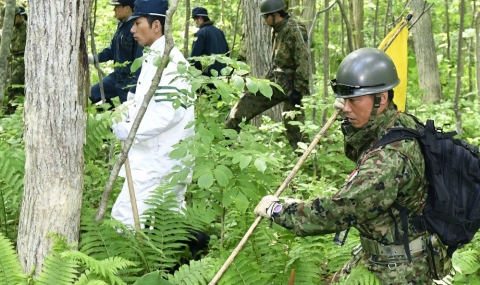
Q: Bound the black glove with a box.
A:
[289,89,303,106]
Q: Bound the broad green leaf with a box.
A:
[246,78,258,93]
[240,186,259,200]
[214,167,230,187]
[214,80,231,99]
[232,75,245,90]
[254,158,267,173]
[216,165,234,178]
[198,173,214,189]
[177,62,187,74]
[130,55,147,72]
[235,69,249,76]
[222,188,237,207]
[239,155,252,170]
[258,81,273,98]
[170,168,190,184]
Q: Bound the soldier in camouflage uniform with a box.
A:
[5,6,27,114]
[254,48,452,284]
[225,0,309,150]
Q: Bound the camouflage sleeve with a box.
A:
[290,23,309,95]
[274,147,418,236]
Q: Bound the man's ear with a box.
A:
[380,91,389,105]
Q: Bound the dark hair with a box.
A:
[388,89,394,101]
[278,10,288,17]
[145,15,166,34]
[201,16,210,22]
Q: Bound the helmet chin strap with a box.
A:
[370,93,382,118]
[341,93,383,136]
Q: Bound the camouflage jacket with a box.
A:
[268,15,309,95]
[274,104,428,244]
[10,19,26,56]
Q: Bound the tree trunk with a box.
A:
[453,0,465,135]
[241,0,282,126]
[410,0,443,103]
[183,0,190,57]
[0,0,17,108]
[302,0,315,75]
[352,0,364,48]
[17,0,89,274]
[476,12,480,105]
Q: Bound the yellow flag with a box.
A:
[378,17,409,111]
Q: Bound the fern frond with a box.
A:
[133,271,175,285]
[167,257,217,285]
[85,112,114,161]
[139,188,195,274]
[219,251,272,285]
[0,231,27,285]
[34,251,79,285]
[341,266,380,285]
[0,148,25,241]
[452,249,480,275]
[79,209,144,283]
[63,251,134,285]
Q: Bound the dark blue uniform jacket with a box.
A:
[190,22,230,76]
[97,19,143,93]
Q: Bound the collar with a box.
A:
[149,36,165,53]
[199,21,213,28]
[272,14,289,33]
[343,104,399,162]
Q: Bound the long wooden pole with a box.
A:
[209,109,341,285]
[122,141,141,230]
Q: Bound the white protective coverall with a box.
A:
[111,36,194,228]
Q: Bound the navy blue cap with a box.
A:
[109,0,135,6]
[191,6,208,18]
[129,0,168,20]
[18,6,26,15]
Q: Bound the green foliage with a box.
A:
[0,231,27,285]
[335,266,380,285]
[1,2,479,284]
[0,231,134,285]
[0,108,24,243]
[166,258,217,285]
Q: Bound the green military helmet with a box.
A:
[331,47,400,99]
[259,0,286,15]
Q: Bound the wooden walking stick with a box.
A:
[122,141,141,230]
[209,109,341,285]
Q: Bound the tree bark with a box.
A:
[453,0,465,135]
[410,0,443,103]
[183,0,190,57]
[241,0,282,126]
[0,0,17,108]
[17,0,89,274]
[352,0,364,48]
[476,12,480,104]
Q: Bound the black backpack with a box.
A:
[372,115,480,261]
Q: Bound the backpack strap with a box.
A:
[372,127,420,151]
[390,202,414,263]
[371,125,423,264]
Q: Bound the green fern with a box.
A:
[0,148,25,241]
[218,251,272,285]
[85,112,115,161]
[337,266,380,285]
[139,188,201,275]
[0,231,27,285]
[166,257,217,284]
[79,210,145,283]
[63,252,135,285]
